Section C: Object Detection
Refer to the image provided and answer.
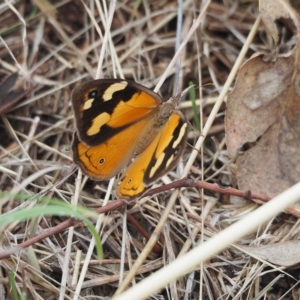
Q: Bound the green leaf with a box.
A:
[189,81,201,131]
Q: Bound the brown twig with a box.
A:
[1,178,299,260]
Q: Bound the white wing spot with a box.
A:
[172,123,187,148]
[149,152,165,178]
[83,98,94,110]
[103,81,128,101]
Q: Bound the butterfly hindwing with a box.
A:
[144,111,187,184]
[117,111,187,199]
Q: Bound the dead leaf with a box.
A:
[225,46,300,198]
[226,1,300,200]
[260,0,300,45]
[241,240,300,267]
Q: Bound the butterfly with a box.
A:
[72,79,187,200]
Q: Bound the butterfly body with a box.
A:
[72,79,187,200]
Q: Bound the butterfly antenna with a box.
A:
[170,84,195,108]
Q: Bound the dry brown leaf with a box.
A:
[241,240,300,267]
[225,45,300,198]
[226,0,300,200]
[259,0,300,45]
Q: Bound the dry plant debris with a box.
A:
[226,48,300,199]
[226,0,300,200]
[0,0,300,299]
[0,73,26,114]
[241,240,300,267]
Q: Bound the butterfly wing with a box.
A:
[72,112,158,180]
[117,111,187,200]
[72,79,163,146]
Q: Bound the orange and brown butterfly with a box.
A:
[72,79,187,200]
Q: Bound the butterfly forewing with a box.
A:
[72,111,156,180]
[72,79,163,146]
